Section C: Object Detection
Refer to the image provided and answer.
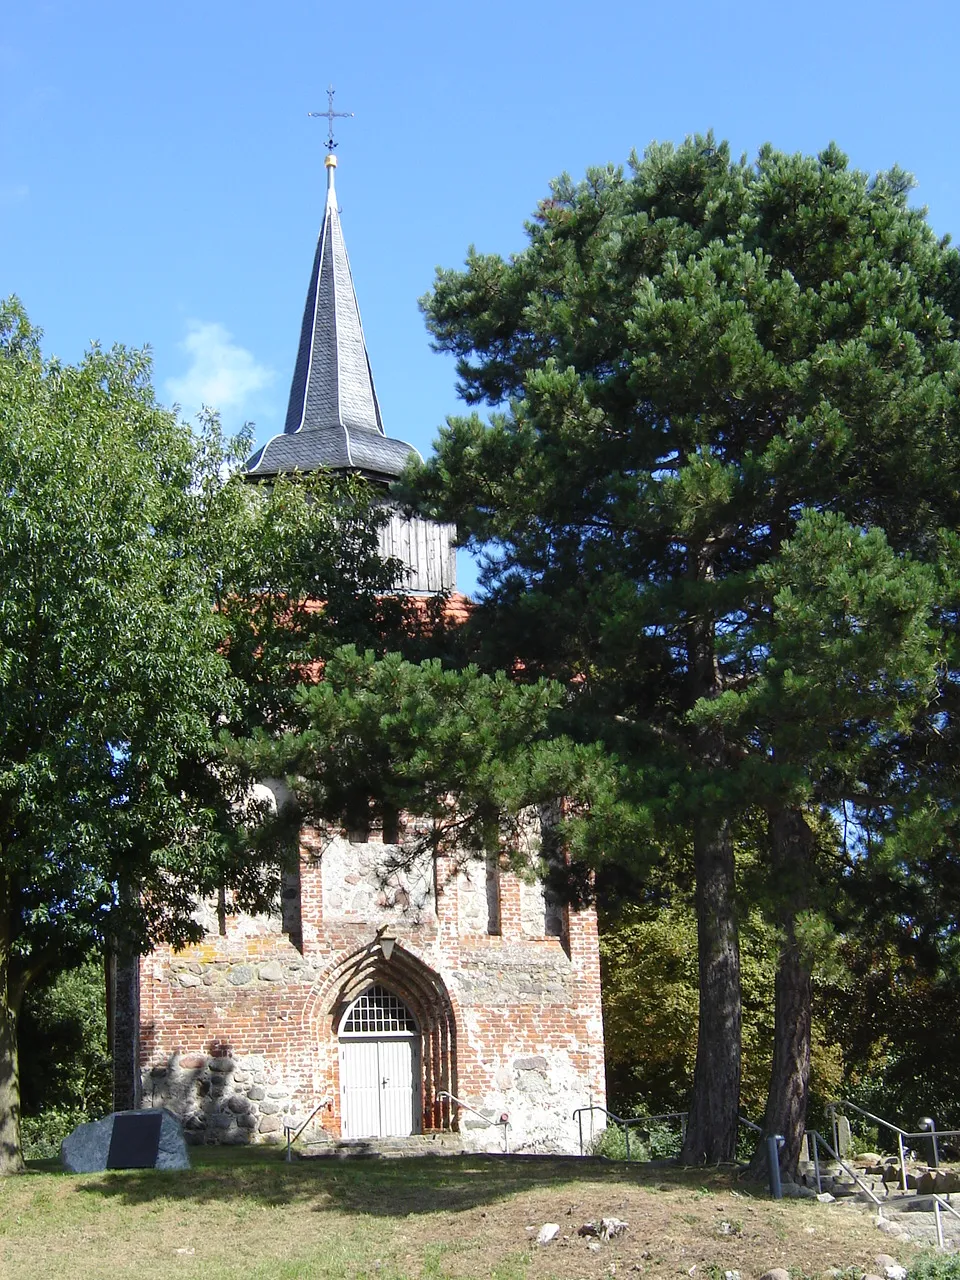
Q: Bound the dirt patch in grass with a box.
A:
[0,1152,928,1280]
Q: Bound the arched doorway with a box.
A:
[338,985,420,1139]
[308,943,459,1136]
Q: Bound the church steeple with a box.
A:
[246,152,418,481]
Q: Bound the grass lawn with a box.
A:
[0,1148,928,1280]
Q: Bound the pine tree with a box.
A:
[249,645,605,869]
[404,137,960,1165]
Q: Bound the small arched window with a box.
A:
[339,985,418,1037]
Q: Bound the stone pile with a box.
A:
[759,1264,906,1280]
[535,1216,629,1250]
[788,1151,960,1250]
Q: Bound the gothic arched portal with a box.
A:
[306,943,459,1137]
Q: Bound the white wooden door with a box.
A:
[340,1037,416,1138]
[340,1039,382,1139]
[378,1038,415,1136]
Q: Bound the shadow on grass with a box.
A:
[67,1151,716,1217]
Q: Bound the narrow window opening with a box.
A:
[346,797,371,844]
[217,884,227,936]
[540,801,569,944]
[382,806,400,845]
[544,883,566,938]
[281,862,303,951]
[485,854,501,935]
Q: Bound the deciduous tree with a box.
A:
[0,300,398,1172]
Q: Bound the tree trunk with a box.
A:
[680,815,742,1164]
[0,877,24,1175]
[747,807,814,1182]
[679,580,743,1166]
[0,999,22,1176]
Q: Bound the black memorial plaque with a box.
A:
[106,1111,164,1169]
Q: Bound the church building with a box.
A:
[134,142,606,1154]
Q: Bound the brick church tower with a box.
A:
[133,147,606,1153]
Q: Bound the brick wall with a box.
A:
[139,830,605,1153]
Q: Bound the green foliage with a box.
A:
[20,1108,90,1162]
[846,1124,880,1157]
[906,1256,960,1280]
[600,904,701,1112]
[690,510,940,806]
[1,300,236,965]
[591,1116,681,1161]
[600,887,846,1124]
[410,131,959,828]
[256,645,606,866]
[0,298,400,1169]
[406,133,960,1157]
[823,947,960,1129]
[18,957,110,1120]
[0,297,401,966]
[600,901,786,1120]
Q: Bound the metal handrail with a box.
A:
[827,1100,913,1190]
[572,1106,762,1161]
[574,1104,636,1158]
[818,1121,960,1249]
[827,1100,960,1191]
[829,1099,910,1137]
[573,1104,690,1160]
[932,1195,960,1250]
[436,1089,506,1128]
[436,1090,510,1152]
[283,1099,330,1162]
[808,1130,884,1210]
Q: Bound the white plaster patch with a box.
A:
[520,877,547,935]
[457,861,488,934]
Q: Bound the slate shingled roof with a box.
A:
[246,154,419,482]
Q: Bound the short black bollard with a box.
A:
[766,1134,785,1199]
[918,1117,940,1169]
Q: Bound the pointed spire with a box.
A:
[246,152,418,481]
[283,152,387,441]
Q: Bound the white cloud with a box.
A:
[165,320,273,422]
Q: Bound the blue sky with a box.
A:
[3,0,958,590]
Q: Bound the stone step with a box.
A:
[296,1133,464,1160]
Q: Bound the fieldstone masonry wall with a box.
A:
[139,831,605,1153]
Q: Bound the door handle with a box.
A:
[381,1077,390,1087]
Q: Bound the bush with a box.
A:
[20,1106,91,1161]
[848,1123,881,1156]
[18,956,111,1120]
[907,1256,960,1280]
[18,955,112,1162]
[592,1116,682,1161]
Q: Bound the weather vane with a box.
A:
[308,85,354,152]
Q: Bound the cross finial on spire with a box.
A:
[308,85,354,152]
